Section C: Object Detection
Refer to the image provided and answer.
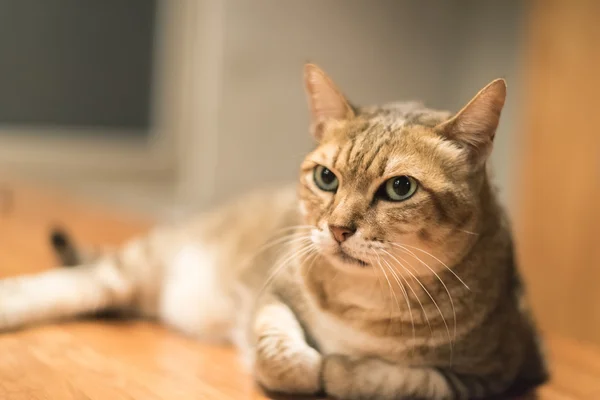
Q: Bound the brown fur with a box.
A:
[0,64,547,399]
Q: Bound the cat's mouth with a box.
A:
[335,249,369,267]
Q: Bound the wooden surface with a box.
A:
[0,182,599,400]
[516,0,600,346]
[0,182,266,400]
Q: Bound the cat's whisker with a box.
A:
[381,257,415,352]
[457,228,479,236]
[374,253,401,325]
[393,245,456,358]
[256,239,315,299]
[303,248,320,278]
[244,230,314,265]
[302,250,321,279]
[383,247,454,362]
[259,226,314,252]
[265,241,316,289]
[396,243,470,290]
[379,249,433,335]
[367,254,387,306]
[262,228,314,247]
[393,245,458,341]
[270,224,315,234]
[271,235,316,258]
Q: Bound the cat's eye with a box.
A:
[379,176,418,201]
[313,165,339,192]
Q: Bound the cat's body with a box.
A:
[0,65,548,399]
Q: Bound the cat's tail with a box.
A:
[50,227,100,266]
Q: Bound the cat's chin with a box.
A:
[323,250,371,272]
[335,250,369,267]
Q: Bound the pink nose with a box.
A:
[329,225,356,243]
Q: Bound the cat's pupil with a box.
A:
[321,168,335,184]
[393,177,411,196]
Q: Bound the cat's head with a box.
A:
[298,64,506,276]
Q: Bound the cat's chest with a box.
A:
[307,309,403,358]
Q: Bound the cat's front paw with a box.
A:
[254,344,323,395]
[322,354,357,399]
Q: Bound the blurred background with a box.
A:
[0,0,598,348]
[0,0,524,214]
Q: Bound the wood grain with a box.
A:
[0,181,598,399]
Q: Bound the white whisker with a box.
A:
[381,256,415,349]
[257,239,315,298]
[379,249,432,335]
[302,250,321,278]
[397,243,470,290]
[391,245,456,362]
[457,228,479,236]
[384,246,454,362]
[367,254,387,306]
[375,253,401,326]
[247,230,314,262]
[398,246,456,336]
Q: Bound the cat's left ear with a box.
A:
[435,78,507,165]
[304,64,355,141]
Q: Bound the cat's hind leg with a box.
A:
[1,226,237,344]
[0,256,133,331]
[0,226,166,331]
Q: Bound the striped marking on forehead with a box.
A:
[369,114,409,131]
[311,102,455,175]
[332,129,394,177]
[359,101,425,130]
[327,130,450,183]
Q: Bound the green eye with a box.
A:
[313,165,339,192]
[381,176,418,201]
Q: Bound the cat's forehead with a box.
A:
[310,116,465,184]
[358,102,452,131]
[321,102,452,144]
[314,123,426,176]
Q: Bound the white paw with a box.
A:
[254,344,323,395]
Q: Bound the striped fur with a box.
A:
[0,65,547,399]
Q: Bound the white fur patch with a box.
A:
[230,282,256,370]
[311,308,382,355]
[159,244,234,342]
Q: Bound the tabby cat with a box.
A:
[0,64,548,399]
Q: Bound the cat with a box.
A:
[0,64,548,399]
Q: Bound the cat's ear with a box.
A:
[304,64,355,140]
[435,78,507,165]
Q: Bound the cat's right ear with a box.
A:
[304,64,355,141]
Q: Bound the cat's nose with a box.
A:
[329,225,356,243]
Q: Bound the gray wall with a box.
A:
[1,1,524,216]
[0,0,156,131]
[210,0,524,208]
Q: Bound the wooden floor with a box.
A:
[1,182,599,400]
